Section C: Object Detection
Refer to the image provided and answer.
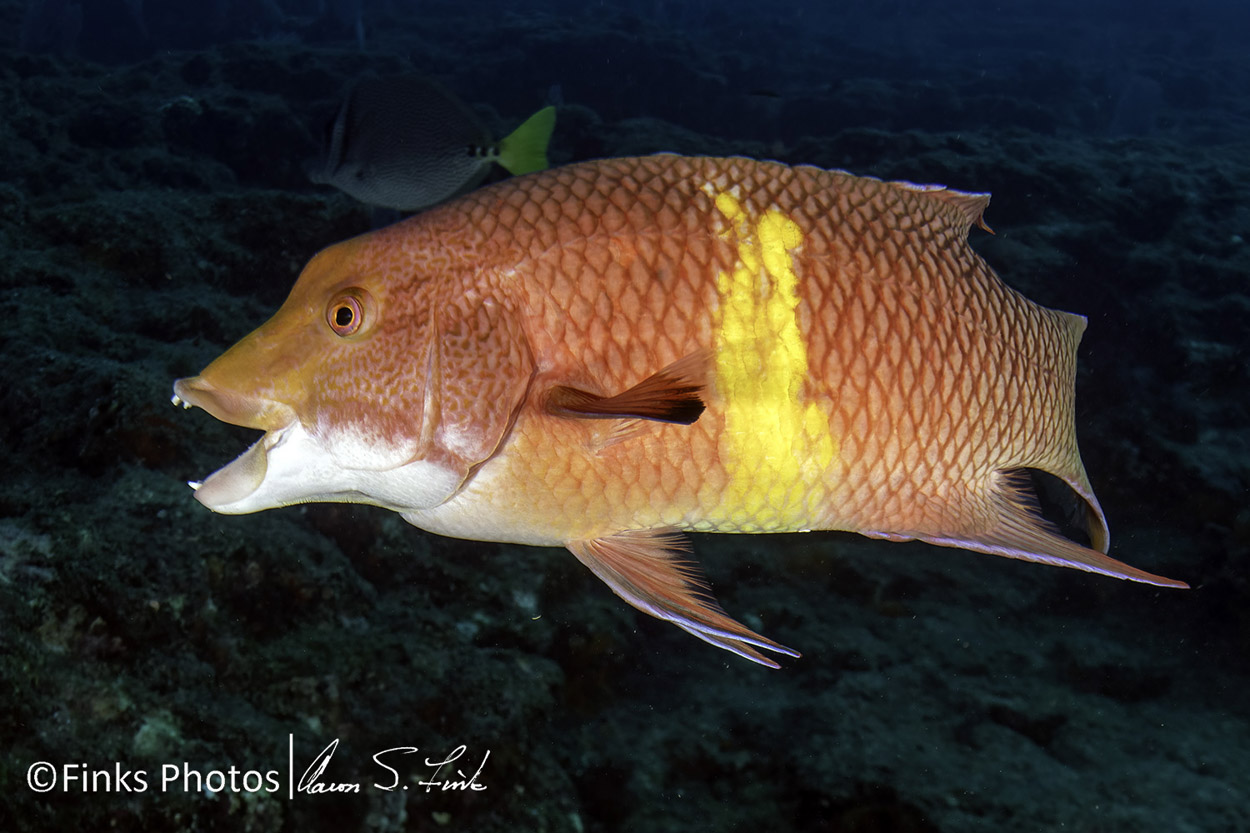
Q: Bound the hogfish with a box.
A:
[173,155,1187,667]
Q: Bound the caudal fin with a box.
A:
[497,105,556,176]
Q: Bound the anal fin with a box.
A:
[915,475,1188,589]
[567,528,799,668]
[546,351,709,425]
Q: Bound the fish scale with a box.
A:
[447,156,1066,540]
[173,154,1187,667]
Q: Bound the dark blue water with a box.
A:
[1,1,1246,831]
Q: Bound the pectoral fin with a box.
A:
[567,528,799,668]
[546,351,709,424]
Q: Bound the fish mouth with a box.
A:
[172,376,297,511]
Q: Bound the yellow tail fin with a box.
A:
[497,105,556,176]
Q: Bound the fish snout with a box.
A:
[171,375,294,433]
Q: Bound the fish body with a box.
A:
[308,74,555,211]
[174,155,1186,667]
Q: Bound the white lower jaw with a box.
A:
[192,427,286,513]
[190,421,464,515]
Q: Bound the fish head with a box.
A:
[173,224,534,516]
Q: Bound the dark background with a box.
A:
[1,1,1247,830]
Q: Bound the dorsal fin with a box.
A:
[894,181,993,236]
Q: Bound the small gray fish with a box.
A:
[309,75,556,212]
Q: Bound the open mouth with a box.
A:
[172,376,294,510]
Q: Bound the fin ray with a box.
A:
[566,528,799,668]
[547,351,709,424]
[497,105,556,176]
[913,477,1187,589]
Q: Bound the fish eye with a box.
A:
[326,293,365,337]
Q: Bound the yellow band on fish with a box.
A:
[709,189,838,532]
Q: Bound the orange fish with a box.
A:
[172,155,1187,667]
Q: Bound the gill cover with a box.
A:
[417,291,536,484]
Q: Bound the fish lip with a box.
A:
[172,375,300,510]
[172,376,294,432]
[191,433,262,509]
[191,423,296,510]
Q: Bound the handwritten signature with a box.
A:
[297,739,488,794]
